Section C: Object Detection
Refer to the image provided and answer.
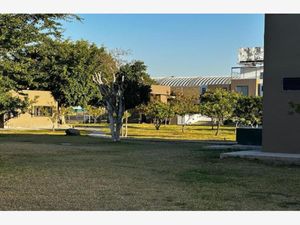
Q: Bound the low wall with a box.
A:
[236,127,262,146]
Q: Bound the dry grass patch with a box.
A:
[0,134,299,210]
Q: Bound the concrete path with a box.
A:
[221,150,300,165]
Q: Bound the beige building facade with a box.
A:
[4,90,59,129]
[231,78,261,97]
[156,76,262,99]
[263,14,300,154]
[150,85,172,103]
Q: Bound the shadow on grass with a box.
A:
[0,133,114,146]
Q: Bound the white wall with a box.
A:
[240,67,264,79]
[176,114,211,125]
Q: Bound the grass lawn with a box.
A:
[75,123,236,141]
[0,133,299,210]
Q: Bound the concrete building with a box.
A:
[263,14,300,154]
[231,47,264,97]
[157,75,262,98]
[2,90,59,129]
[150,85,172,103]
[157,76,232,98]
[156,47,264,99]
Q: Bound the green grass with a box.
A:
[0,134,299,210]
[75,123,236,141]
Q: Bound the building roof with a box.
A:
[156,76,231,87]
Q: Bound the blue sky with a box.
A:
[62,14,264,77]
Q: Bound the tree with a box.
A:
[171,94,198,132]
[0,14,81,127]
[0,81,30,128]
[59,106,75,124]
[25,39,109,124]
[144,101,169,130]
[164,102,176,125]
[120,61,153,136]
[232,95,263,128]
[0,14,80,91]
[38,107,58,132]
[93,54,152,141]
[85,105,106,123]
[200,88,237,135]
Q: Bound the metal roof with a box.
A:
[156,76,231,87]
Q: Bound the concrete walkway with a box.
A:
[206,144,262,150]
[221,150,300,165]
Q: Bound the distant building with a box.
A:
[150,85,172,103]
[231,47,264,97]
[2,90,59,129]
[156,47,264,98]
[157,76,232,99]
[155,47,264,125]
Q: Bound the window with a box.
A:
[236,85,249,96]
[200,85,207,95]
[32,106,53,117]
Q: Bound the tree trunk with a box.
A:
[115,117,122,141]
[154,119,161,130]
[0,114,4,128]
[61,115,66,125]
[121,118,124,137]
[107,104,117,141]
[182,124,185,133]
[215,120,220,136]
[125,116,128,137]
[234,122,238,134]
[155,123,160,130]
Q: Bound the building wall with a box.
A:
[231,78,259,96]
[171,86,200,99]
[263,14,300,153]
[240,67,264,79]
[207,84,231,91]
[150,85,171,103]
[5,90,58,129]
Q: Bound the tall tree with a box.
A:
[0,14,79,90]
[93,58,152,141]
[0,14,79,126]
[22,39,111,124]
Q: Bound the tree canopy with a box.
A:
[0,14,80,90]
[119,61,153,110]
[232,95,263,127]
[143,101,170,130]
[200,88,238,135]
